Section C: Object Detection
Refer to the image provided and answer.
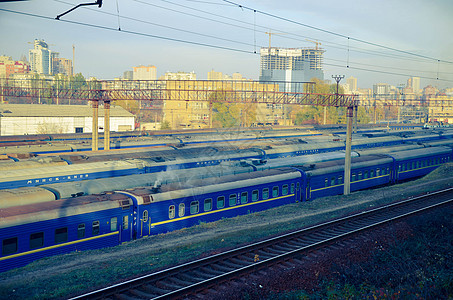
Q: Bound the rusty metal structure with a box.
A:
[0,79,358,107]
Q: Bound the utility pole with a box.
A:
[344,106,353,195]
[72,44,75,76]
[331,75,353,195]
[104,98,110,151]
[332,75,345,97]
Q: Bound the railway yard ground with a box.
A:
[1,164,453,299]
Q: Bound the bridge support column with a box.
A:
[353,105,358,133]
[104,99,110,151]
[344,106,353,195]
[92,100,99,151]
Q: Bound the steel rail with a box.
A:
[70,187,453,299]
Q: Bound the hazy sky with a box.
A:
[1,0,453,89]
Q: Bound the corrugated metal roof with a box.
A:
[0,104,134,117]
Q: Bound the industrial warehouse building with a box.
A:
[0,104,135,136]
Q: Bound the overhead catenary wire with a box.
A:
[222,0,453,65]
[53,0,453,67]
[53,0,260,48]
[0,8,255,54]
[1,6,452,83]
[132,0,450,66]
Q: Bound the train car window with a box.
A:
[2,237,17,256]
[398,165,402,172]
[190,201,199,214]
[272,186,279,197]
[123,216,129,230]
[263,188,269,200]
[240,192,248,204]
[179,203,185,217]
[412,161,416,169]
[217,196,225,209]
[370,169,375,177]
[204,198,213,211]
[324,178,329,187]
[351,173,356,182]
[30,232,44,250]
[169,205,176,219]
[330,177,336,186]
[111,217,118,231]
[282,185,289,195]
[338,176,343,184]
[78,224,85,239]
[92,221,100,235]
[55,227,68,244]
[296,182,300,191]
[364,171,368,179]
[376,168,380,176]
[358,172,363,180]
[229,194,236,206]
[291,184,295,194]
[416,161,420,168]
[143,211,149,223]
[252,190,259,201]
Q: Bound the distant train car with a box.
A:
[0,156,68,171]
[391,147,452,182]
[0,160,146,190]
[0,187,56,209]
[297,154,394,201]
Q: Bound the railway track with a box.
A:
[71,187,453,300]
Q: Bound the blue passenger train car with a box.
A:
[118,168,302,238]
[391,146,452,182]
[0,193,134,272]
[1,147,452,272]
[296,154,394,201]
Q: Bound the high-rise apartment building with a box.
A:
[52,57,73,76]
[412,77,420,94]
[29,39,57,75]
[123,71,133,80]
[373,83,391,98]
[259,47,324,92]
[133,65,157,80]
[346,76,358,92]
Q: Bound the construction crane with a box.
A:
[265,31,287,48]
[305,39,321,50]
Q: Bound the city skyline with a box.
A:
[1,0,452,90]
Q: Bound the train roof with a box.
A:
[0,192,132,228]
[388,146,452,161]
[294,154,393,176]
[0,160,143,183]
[121,167,301,203]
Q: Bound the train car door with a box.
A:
[306,179,311,200]
[120,214,132,242]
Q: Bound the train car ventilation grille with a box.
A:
[120,200,131,209]
[142,195,152,204]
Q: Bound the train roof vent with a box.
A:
[142,195,152,204]
[120,199,131,209]
[150,156,165,162]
